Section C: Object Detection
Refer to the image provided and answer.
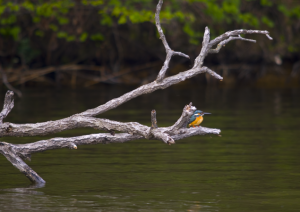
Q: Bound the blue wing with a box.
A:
[188,115,196,124]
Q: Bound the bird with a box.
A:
[188,110,211,127]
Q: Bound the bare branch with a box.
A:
[266,34,273,40]
[203,66,223,81]
[2,125,220,159]
[0,90,14,124]
[145,110,158,140]
[208,36,256,54]
[13,133,142,155]
[79,66,217,117]
[151,110,158,129]
[0,67,22,98]
[0,101,220,184]
[155,0,171,53]
[193,26,210,69]
[3,124,220,158]
[155,0,189,82]
[0,114,221,184]
[209,29,272,48]
[170,102,195,131]
[171,126,221,140]
[173,51,190,58]
[0,142,45,185]
[0,65,223,137]
[0,98,221,146]
[0,100,220,184]
[0,61,224,138]
[0,133,141,184]
[151,129,175,144]
[0,116,150,137]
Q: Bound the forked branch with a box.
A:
[0,101,220,183]
[0,0,272,185]
[155,0,189,82]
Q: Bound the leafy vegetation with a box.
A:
[0,0,299,83]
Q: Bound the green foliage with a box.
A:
[90,33,104,41]
[82,0,104,6]
[288,45,298,53]
[57,16,69,25]
[17,38,40,63]
[32,17,39,23]
[35,30,44,37]
[183,23,202,45]
[0,25,20,40]
[57,31,68,38]
[100,13,113,26]
[278,4,300,18]
[238,13,259,27]
[49,24,58,31]
[80,32,88,42]
[260,0,272,6]
[0,0,298,66]
[0,5,6,15]
[22,1,34,11]
[57,31,75,41]
[261,16,274,28]
[0,0,295,43]
[0,15,16,25]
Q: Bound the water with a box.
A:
[0,84,300,211]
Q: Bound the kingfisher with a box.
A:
[188,110,211,127]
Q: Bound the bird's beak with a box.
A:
[202,112,211,115]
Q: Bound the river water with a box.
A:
[0,84,300,211]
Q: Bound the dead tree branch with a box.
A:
[0,0,272,184]
[208,36,256,54]
[0,103,220,183]
[155,0,189,82]
[0,91,14,124]
[208,29,273,48]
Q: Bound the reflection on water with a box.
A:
[1,183,45,195]
[0,85,300,211]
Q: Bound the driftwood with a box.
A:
[0,0,272,185]
[2,62,161,87]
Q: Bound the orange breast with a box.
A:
[189,116,203,127]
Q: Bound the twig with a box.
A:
[193,27,210,69]
[155,0,189,82]
[203,67,223,80]
[208,29,272,48]
[0,91,14,124]
[151,110,158,129]
[208,36,256,54]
